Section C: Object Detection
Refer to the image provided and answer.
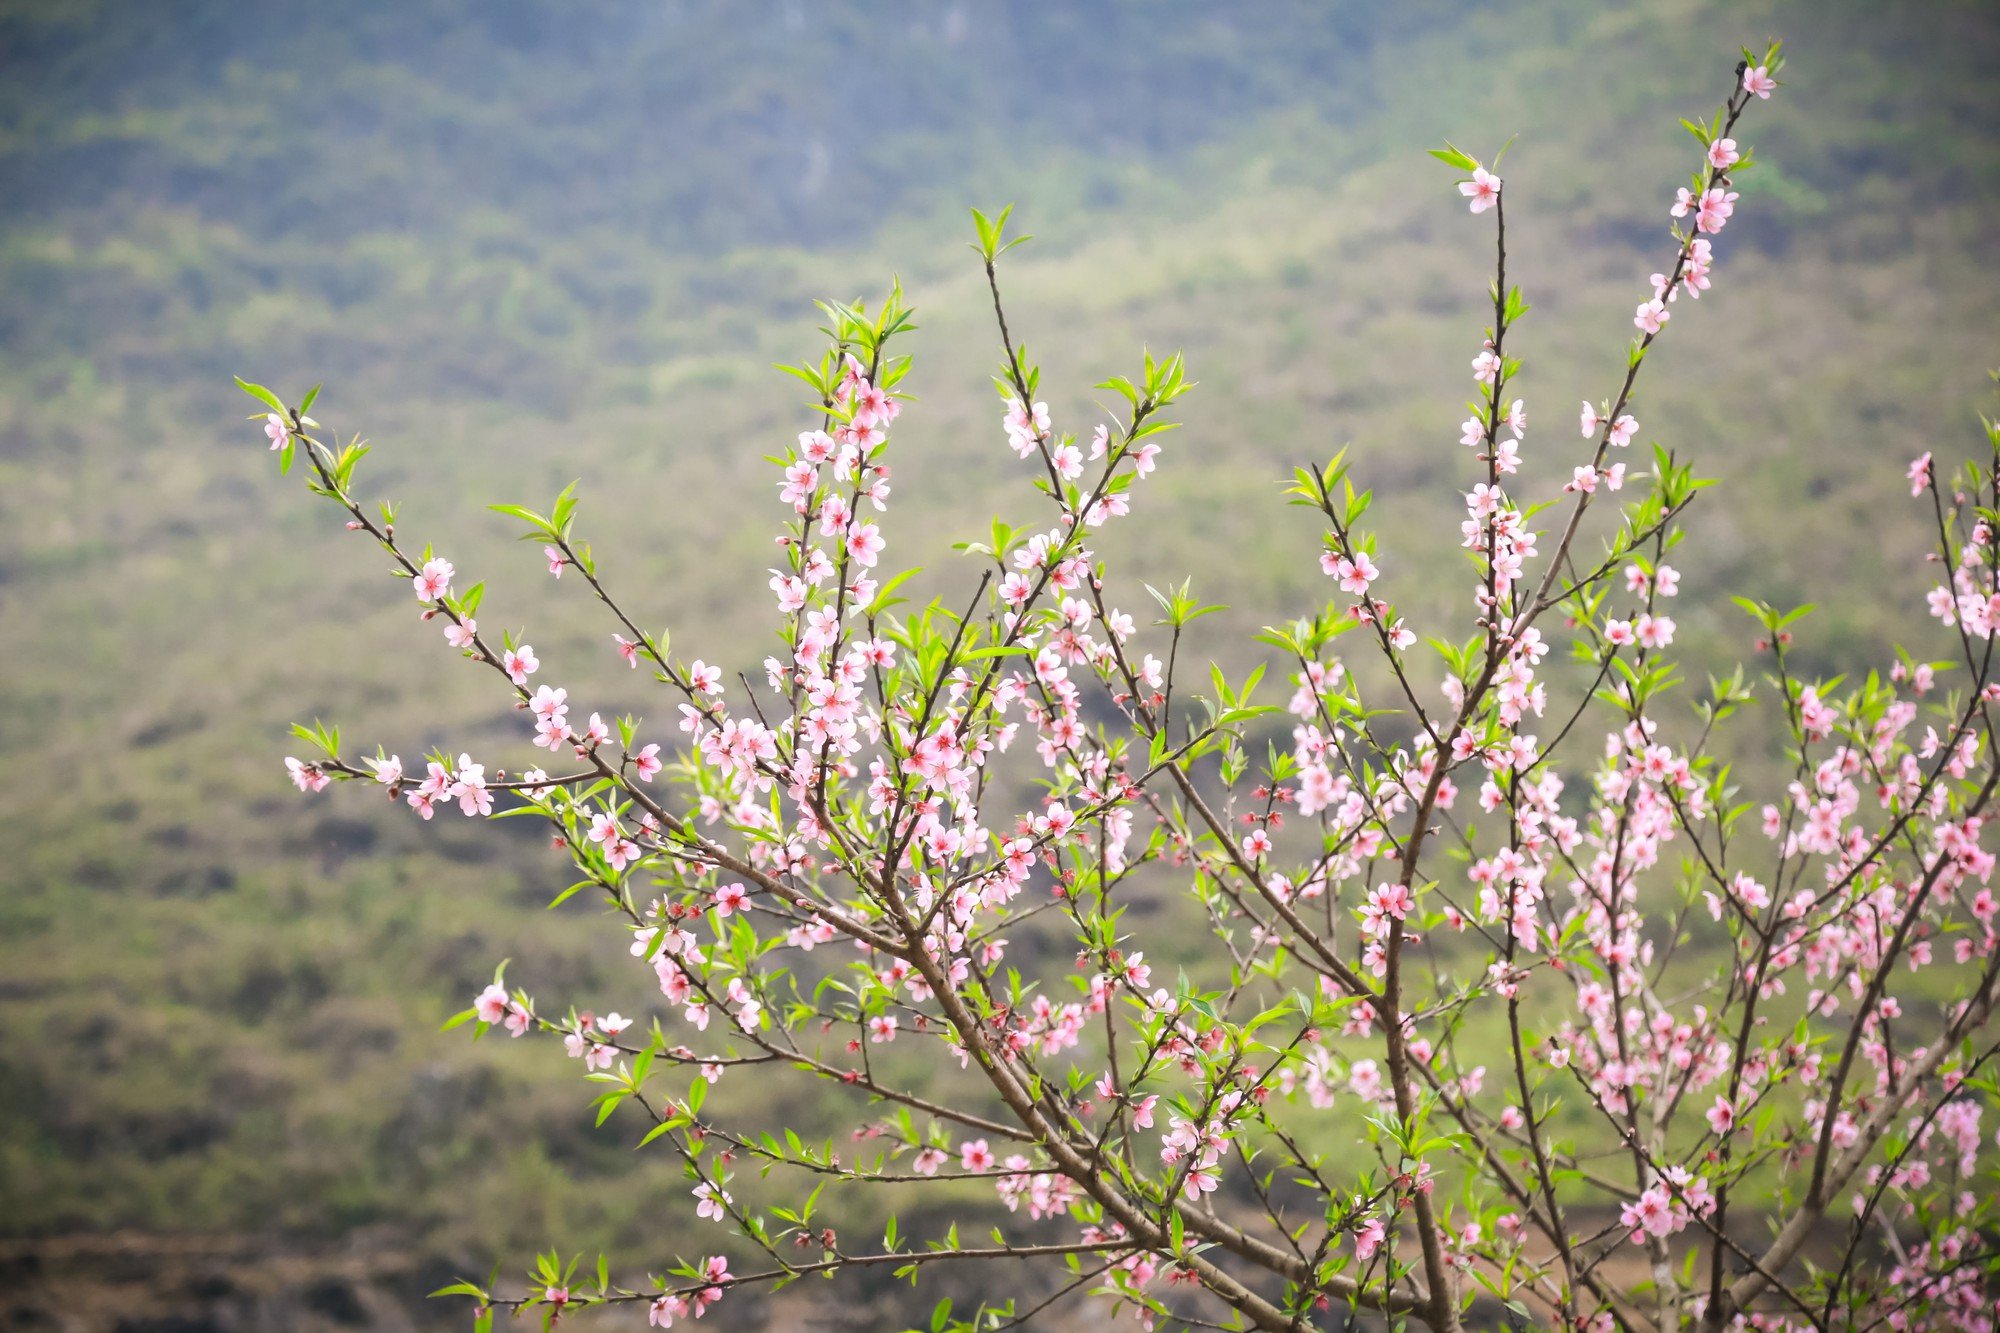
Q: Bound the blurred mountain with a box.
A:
[1,1,1996,1327]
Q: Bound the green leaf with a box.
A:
[1428,142,1480,172]
[547,880,590,910]
[1775,603,1817,629]
[1730,595,1774,627]
[234,377,286,413]
[775,361,829,396]
[970,205,1012,261]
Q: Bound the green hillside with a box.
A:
[2,0,1997,1326]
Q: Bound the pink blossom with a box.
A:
[1370,882,1414,921]
[961,1139,994,1172]
[444,618,477,649]
[1182,1166,1219,1199]
[1743,65,1777,99]
[1003,399,1050,456]
[413,557,454,602]
[798,428,835,465]
[1330,551,1379,596]
[284,756,330,793]
[1581,401,1602,437]
[1634,299,1670,335]
[502,644,538,685]
[779,460,817,511]
[407,760,451,819]
[845,521,885,569]
[450,754,491,816]
[633,743,662,782]
[696,1257,728,1309]
[1459,166,1501,214]
[692,1181,731,1222]
[543,544,567,577]
[262,413,289,450]
[816,497,847,544]
[1635,614,1676,650]
[1707,137,1741,169]
[1621,1188,1674,1242]
[834,420,883,452]
[770,571,807,613]
[1608,414,1639,448]
[1694,186,1739,234]
[850,382,891,427]
[1909,452,1933,497]
[474,984,510,1026]
[1928,585,1958,624]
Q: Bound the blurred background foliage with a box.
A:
[2,0,1997,1326]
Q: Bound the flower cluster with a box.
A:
[254,43,2000,1333]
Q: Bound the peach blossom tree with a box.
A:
[250,42,2000,1332]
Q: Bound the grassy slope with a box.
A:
[1,0,1997,1310]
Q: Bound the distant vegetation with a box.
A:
[2,1,1996,1326]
